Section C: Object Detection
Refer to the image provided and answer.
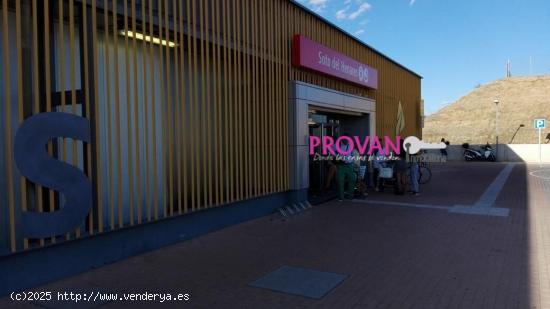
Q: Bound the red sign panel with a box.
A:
[292,35,378,90]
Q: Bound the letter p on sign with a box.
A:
[534,119,546,129]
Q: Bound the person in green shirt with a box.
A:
[336,137,356,201]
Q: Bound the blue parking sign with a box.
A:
[534,119,546,129]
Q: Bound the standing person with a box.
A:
[372,147,386,192]
[393,141,409,195]
[323,160,337,192]
[440,138,448,158]
[323,136,338,192]
[366,157,375,189]
[408,152,420,196]
[353,148,368,198]
[336,136,356,202]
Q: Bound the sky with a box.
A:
[295,0,550,115]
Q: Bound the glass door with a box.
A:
[308,112,340,203]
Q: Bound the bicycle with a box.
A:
[418,161,432,185]
[405,161,432,187]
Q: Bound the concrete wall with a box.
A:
[444,144,550,163]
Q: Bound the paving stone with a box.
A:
[2,162,550,309]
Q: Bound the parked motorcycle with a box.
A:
[462,143,496,162]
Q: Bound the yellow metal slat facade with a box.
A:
[0,0,420,254]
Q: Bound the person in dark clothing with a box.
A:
[393,141,408,195]
[440,138,448,157]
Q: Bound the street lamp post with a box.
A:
[494,99,500,161]
[509,124,525,144]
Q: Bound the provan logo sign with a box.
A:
[309,135,447,161]
[309,135,400,156]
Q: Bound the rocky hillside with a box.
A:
[423,76,550,145]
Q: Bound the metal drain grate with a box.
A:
[250,266,347,299]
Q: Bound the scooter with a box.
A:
[463,143,496,162]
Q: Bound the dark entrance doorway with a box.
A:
[307,107,370,204]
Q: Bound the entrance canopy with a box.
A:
[288,81,376,194]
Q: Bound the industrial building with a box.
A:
[0,0,421,293]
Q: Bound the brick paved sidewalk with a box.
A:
[3,162,550,309]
